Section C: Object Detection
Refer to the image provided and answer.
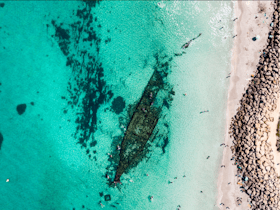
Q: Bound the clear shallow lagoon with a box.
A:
[0,1,233,209]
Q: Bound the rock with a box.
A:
[229,4,280,208]
[16,104,27,115]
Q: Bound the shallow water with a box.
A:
[0,1,233,209]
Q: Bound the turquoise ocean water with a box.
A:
[0,1,234,210]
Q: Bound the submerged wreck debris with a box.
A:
[230,1,280,209]
[114,69,167,183]
[181,33,202,49]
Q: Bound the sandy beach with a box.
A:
[217,1,274,209]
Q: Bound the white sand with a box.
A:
[217,1,274,209]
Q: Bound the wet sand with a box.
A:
[217,1,274,209]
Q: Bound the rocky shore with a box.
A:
[230,1,280,209]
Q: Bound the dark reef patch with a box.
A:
[0,132,3,150]
[111,96,125,114]
[90,140,97,147]
[51,1,114,160]
[163,99,169,109]
[0,3,4,8]
[51,20,71,56]
[16,104,27,115]
[104,37,111,44]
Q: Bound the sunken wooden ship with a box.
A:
[113,70,165,183]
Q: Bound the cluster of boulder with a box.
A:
[230,1,280,209]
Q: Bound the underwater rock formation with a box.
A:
[16,104,26,115]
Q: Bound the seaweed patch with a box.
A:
[51,1,114,159]
[111,96,125,114]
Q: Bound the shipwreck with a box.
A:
[113,69,168,183]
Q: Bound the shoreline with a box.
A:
[217,1,274,209]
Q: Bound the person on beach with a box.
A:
[233,18,238,21]
[183,175,186,178]
[207,156,210,159]
[200,191,203,193]
[220,143,225,146]
[233,35,237,38]
[219,27,224,30]
[168,181,173,184]
[228,182,231,185]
